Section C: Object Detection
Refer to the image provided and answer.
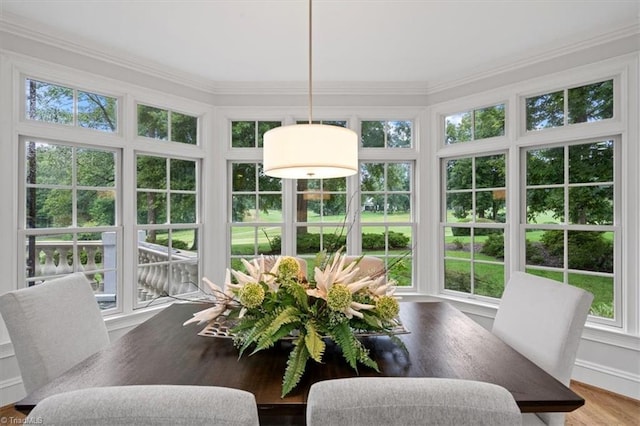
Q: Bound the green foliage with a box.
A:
[304,322,325,363]
[281,339,310,398]
[445,269,471,293]
[541,230,613,273]
[450,219,501,236]
[480,233,504,259]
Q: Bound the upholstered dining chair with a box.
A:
[343,255,386,280]
[306,377,522,426]
[0,272,110,394]
[25,385,260,426]
[492,271,594,426]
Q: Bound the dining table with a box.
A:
[15,301,584,424]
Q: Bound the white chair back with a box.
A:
[0,273,110,394]
[26,385,260,426]
[492,271,593,425]
[307,377,522,426]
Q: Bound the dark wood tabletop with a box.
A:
[16,301,584,423]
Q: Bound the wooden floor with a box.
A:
[0,381,638,424]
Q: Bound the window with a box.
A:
[25,78,118,132]
[137,104,198,145]
[136,155,200,306]
[523,139,617,320]
[442,153,507,298]
[360,161,414,286]
[229,162,283,270]
[444,104,505,144]
[227,117,417,286]
[20,138,119,309]
[362,120,412,148]
[526,79,613,131]
[231,120,281,148]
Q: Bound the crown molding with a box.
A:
[1,11,638,98]
[427,22,640,95]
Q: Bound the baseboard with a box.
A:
[0,376,24,407]
[573,359,640,400]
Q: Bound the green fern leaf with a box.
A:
[304,322,325,363]
[328,321,359,370]
[253,306,301,352]
[281,337,310,397]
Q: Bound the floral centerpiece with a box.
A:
[183,250,404,397]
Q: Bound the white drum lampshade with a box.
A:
[263,124,358,179]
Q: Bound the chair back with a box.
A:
[492,271,593,425]
[306,377,522,426]
[25,385,260,426]
[0,273,109,394]
[343,255,385,280]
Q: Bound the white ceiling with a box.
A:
[1,0,638,86]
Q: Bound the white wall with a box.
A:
[0,18,638,406]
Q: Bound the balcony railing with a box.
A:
[27,231,198,308]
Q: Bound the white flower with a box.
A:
[306,251,375,319]
[229,255,282,292]
[182,273,235,326]
[368,276,402,300]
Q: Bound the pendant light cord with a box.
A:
[308,0,313,125]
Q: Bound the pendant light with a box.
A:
[263,0,358,179]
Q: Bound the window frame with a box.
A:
[520,136,621,326]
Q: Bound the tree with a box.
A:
[526,141,613,225]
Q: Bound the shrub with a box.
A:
[445,270,471,293]
[541,230,613,273]
[388,231,410,249]
[362,233,385,250]
[450,218,501,237]
[480,233,504,259]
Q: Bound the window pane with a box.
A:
[27,142,72,185]
[444,259,471,293]
[387,194,411,221]
[361,121,385,147]
[137,105,168,140]
[170,194,196,223]
[569,186,613,225]
[569,141,613,183]
[137,192,167,224]
[446,192,472,222]
[569,273,612,319]
[25,79,73,125]
[474,104,505,139]
[28,188,73,228]
[526,91,564,130]
[232,163,255,192]
[297,226,322,254]
[78,190,115,226]
[387,163,411,191]
[445,112,472,144]
[77,148,115,187]
[526,187,564,224]
[170,159,196,191]
[446,158,472,190]
[474,262,504,298]
[525,229,562,268]
[25,232,74,279]
[137,156,167,190]
[568,231,613,273]
[387,121,412,148]
[527,147,564,186]
[475,155,506,189]
[568,80,613,124]
[231,121,256,148]
[257,194,282,221]
[171,112,197,145]
[476,191,506,223]
[78,91,117,132]
[360,163,385,190]
[232,195,256,222]
[445,227,470,259]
